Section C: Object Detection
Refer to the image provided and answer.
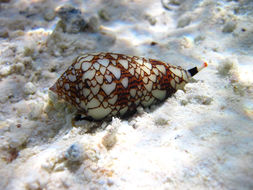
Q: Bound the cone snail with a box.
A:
[50,52,207,120]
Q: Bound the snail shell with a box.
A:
[50,52,207,120]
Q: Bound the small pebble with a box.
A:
[194,95,213,105]
[150,41,158,46]
[177,16,191,28]
[65,143,84,162]
[222,21,237,33]
[194,35,205,44]
[43,8,56,21]
[137,106,145,114]
[102,125,117,150]
[154,118,169,126]
[102,132,117,150]
[98,9,111,21]
[56,5,80,20]
[180,99,188,106]
[55,5,87,33]
[145,14,157,25]
[87,16,100,32]
[24,82,36,95]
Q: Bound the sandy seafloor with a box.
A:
[0,0,253,189]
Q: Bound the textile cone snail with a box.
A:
[50,52,207,120]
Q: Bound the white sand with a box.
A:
[0,0,253,189]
